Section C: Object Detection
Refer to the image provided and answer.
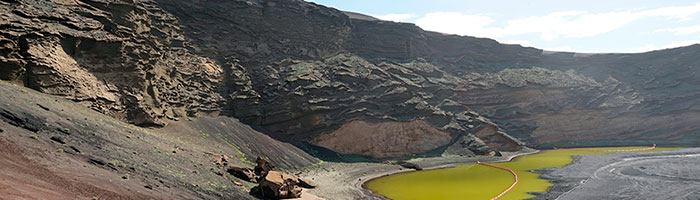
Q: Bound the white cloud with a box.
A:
[502,11,643,40]
[624,40,700,53]
[659,40,700,49]
[414,12,501,38]
[641,3,700,21]
[412,3,700,40]
[655,24,700,35]
[373,13,415,22]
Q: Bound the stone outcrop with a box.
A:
[445,134,490,156]
[259,170,302,199]
[228,166,257,183]
[224,156,314,197]
[254,157,275,179]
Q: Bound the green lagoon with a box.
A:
[364,147,679,200]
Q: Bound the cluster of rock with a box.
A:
[226,157,317,199]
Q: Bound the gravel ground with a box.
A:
[531,148,700,200]
[297,148,538,200]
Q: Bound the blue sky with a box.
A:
[307,0,700,53]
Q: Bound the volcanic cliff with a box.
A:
[2,0,700,162]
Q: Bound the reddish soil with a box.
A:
[312,120,452,158]
[0,123,168,200]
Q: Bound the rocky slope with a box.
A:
[2,0,700,163]
[0,81,318,199]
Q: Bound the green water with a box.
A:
[364,147,679,200]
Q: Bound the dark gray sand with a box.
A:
[532,148,700,200]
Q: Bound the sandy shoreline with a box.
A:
[295,148,539,200]
[529,148,700,200]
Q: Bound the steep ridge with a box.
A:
[155,0,700,152]
[2,0,700,162]
[155,0,522,158]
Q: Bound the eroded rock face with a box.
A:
[153,0,523,157]
[312,120,452,158]
[5,0,700,160]
[0,0,255,126]
[0,0,523,159]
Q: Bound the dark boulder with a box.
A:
[254,157,274,178]
[396,161,422,171]
[227,166,257,183]
[298,178,318,188]
[50,136,66,144]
